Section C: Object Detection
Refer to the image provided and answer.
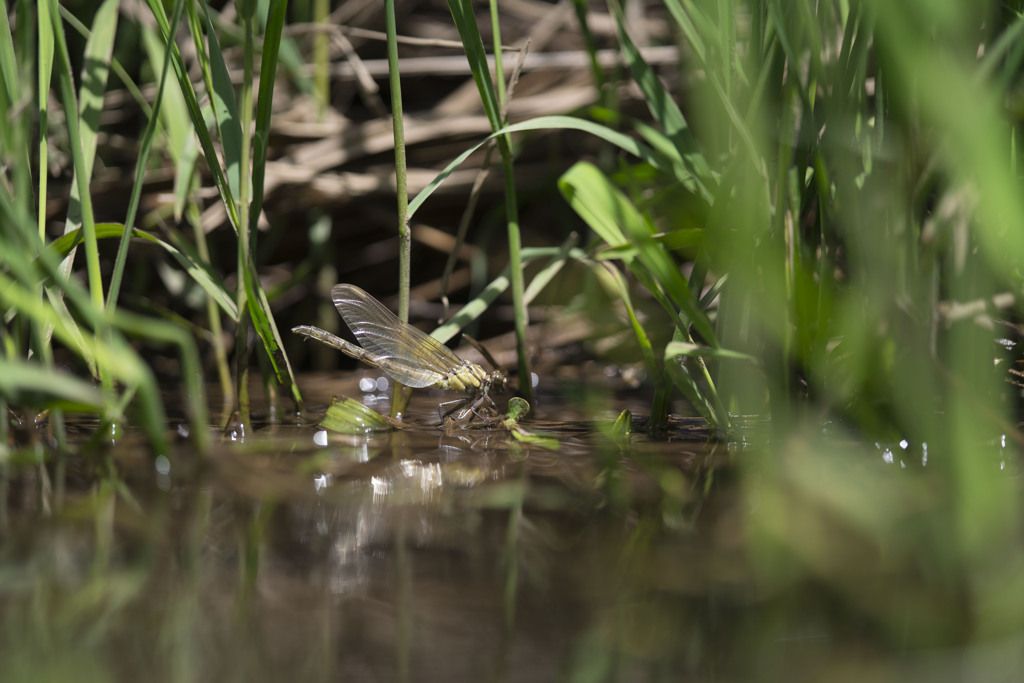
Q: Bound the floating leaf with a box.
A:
[320,398,395,435]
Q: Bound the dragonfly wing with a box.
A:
[332,284,464,385]
[366,356,446,388]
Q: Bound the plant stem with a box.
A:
[385,0,413,418]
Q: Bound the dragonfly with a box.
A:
[293,284,507,420]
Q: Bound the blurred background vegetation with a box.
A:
[3,0,1024,680]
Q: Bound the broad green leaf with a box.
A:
[561,162,719,348]
[321,398,395,434]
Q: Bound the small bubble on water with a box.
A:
[313,430,328,447]
[155,454,171,476]
[376,376,390,392]
[314,473,332,493]
[359,377,376,393]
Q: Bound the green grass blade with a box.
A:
[609,0,713,189]
[248,0,288,240]
[664,0,709,65]
[559,162,718,346]
[35,0,54,239]
[76,0,117,181]
[0,270,172,454]
[0,358,105,411]
[429,245,589,345]
[0,4,18,100]
[48,223,238,321]
[47,0,102,309]
[200,5,243,203]
[0,2,34,219]
[665,341,758,365]
[446,0,502,131]
[408,115,681,219]
[107,0,184,311]
[54,0,117,297]
[143,0,241,230]
[447,0,532,403]
[137,19,197,218]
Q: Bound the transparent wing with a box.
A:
[331,284,463,388]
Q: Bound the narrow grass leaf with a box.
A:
[108,0,184,311]
[36,0,55,238]
[202,6,243,201]
[76,0,118,180]
[430,275,510,345]
[143,0,241,230]
[430,245,590,344]
[0,359,105,410]
[0,6,17,99]
[447,0,502,131]
[609,0,713,190]
[561,162,719,347]
[48,0,103,308]
[407,115,678,219]
[665,341,758,364]
[0,271,171,454]
[248,0,288,236]
[245,268,302,405]
[664,0,709,65]
[138,16,197,220]
[48,224,238,321]
[0,2,33,214]
[523,233,577,304]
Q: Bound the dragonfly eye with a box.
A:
[488,373,508,393]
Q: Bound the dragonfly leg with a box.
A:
[438,397,472,423]
[438,392,501,425]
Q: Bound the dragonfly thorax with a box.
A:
[437,361,508,398]
[440,361,491,393]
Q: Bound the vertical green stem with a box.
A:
[36,0,53,241]
[233,0,257,425]
[498,142,532,405]
[385,0,413,418]
[489,0,506,107]
[190,200,233,408]
[313,0,329,120]
[384,0,410,322]
[488,1,532,405]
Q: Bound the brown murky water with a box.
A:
[1,372,1020,682]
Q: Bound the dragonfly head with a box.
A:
[484,371,508,396]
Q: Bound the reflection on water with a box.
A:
[1,389,1023,682]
